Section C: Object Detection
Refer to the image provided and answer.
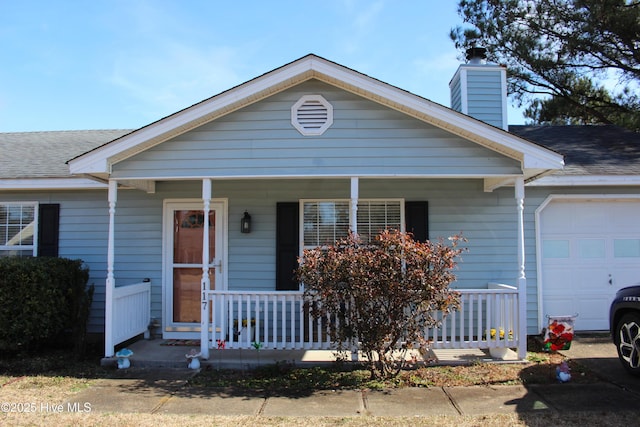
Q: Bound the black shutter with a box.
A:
[38,203,60,257]
[405,201,428,242]
[276,202,300,291]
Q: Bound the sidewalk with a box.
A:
[70,334,640,417]
[66,368,639,417]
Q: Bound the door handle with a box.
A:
[212,259,222,273]
[608,274,613,285]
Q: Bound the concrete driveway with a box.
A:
[561,333,640,394]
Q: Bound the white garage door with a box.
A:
[540,199,640,330]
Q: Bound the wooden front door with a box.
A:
[164,201,224,335]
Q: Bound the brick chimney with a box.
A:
[449,47,508,130]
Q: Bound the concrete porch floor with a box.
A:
[102,337,519,370]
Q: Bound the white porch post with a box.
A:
[350,177,359,235]
[104,180,117,357]
[515,177,527,359]
[349,177,359,361]
[200,179,212,359]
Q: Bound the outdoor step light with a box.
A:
[241,211,251,233]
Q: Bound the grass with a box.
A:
[0,344,111,411]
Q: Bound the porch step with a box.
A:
[102,339,520,370]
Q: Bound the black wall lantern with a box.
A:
[241,211,251,233]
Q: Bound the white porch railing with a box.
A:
[112,281,151,347]
[426,288,518,350]
[205,287,519,352]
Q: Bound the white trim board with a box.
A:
[534,194,640,331]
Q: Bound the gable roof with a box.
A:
[66,54,563,184]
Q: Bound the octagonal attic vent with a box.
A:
[291,94,333,136]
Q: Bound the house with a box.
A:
[2,53,639,360]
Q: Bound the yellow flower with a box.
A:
[234,318,256,328]
[488,328,510,339]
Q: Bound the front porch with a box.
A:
[102,176,530,361]
[107,282,523,365]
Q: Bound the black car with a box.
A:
[610,285,640,376]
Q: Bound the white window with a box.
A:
[302,199,403,249]
[0,202,37,257]
[303,201,349,249]
[357,200,402,243]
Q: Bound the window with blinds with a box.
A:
[357,200,402,243]
[303,201,349,249]
[302,200,402,248]
[0,202,37,257]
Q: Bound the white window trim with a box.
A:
[0,201,39,256]
[299,198,405,251]
[300,199,350,250]
[291,94,333,136]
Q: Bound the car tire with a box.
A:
[615,312,640,376]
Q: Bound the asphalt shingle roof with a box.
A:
[1,125,639,181]
[510,125,640,176]
[0,130,131,179]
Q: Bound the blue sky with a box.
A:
[0,1,525,133]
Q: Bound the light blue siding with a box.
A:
[450,75,462,112]
[112,81,520,179]
[5,183,639,334]
[466,70,504,128]
[151,178,525,293]
[450,66,505,129]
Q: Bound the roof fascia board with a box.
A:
[527,175,640,187]
[0,178,107,190]
[107,172,522,181]
[484,176,518,192]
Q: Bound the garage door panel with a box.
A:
[543,267,609,293]
[543,297,576,320]
[613,238,640,258]
[542,239,570,259]
[577,297,611,331]
[572,209,607,230]
[541,267,572,295]
[574,268,610,291]
[576,239,605,260]
[611,203,640,231]
[610,270,640,290]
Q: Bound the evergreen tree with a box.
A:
[451,0,640,130]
